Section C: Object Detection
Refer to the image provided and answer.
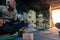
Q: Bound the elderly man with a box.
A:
[0,0,25,35]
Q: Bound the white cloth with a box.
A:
[27,18,32,24]
[23,12,27,20]
[26,23,36,31]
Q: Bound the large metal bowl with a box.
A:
[55,23,60,29]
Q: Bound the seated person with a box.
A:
[0,0,25,35]
[24,19,36,32]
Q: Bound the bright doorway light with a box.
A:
[52,9,60,24]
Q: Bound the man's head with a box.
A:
[7,0,16,9]
[29,16,31,19]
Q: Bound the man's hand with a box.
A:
[0,19,4,26]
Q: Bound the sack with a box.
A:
[23,33,33,40]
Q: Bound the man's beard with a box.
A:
[8,5,14,12]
